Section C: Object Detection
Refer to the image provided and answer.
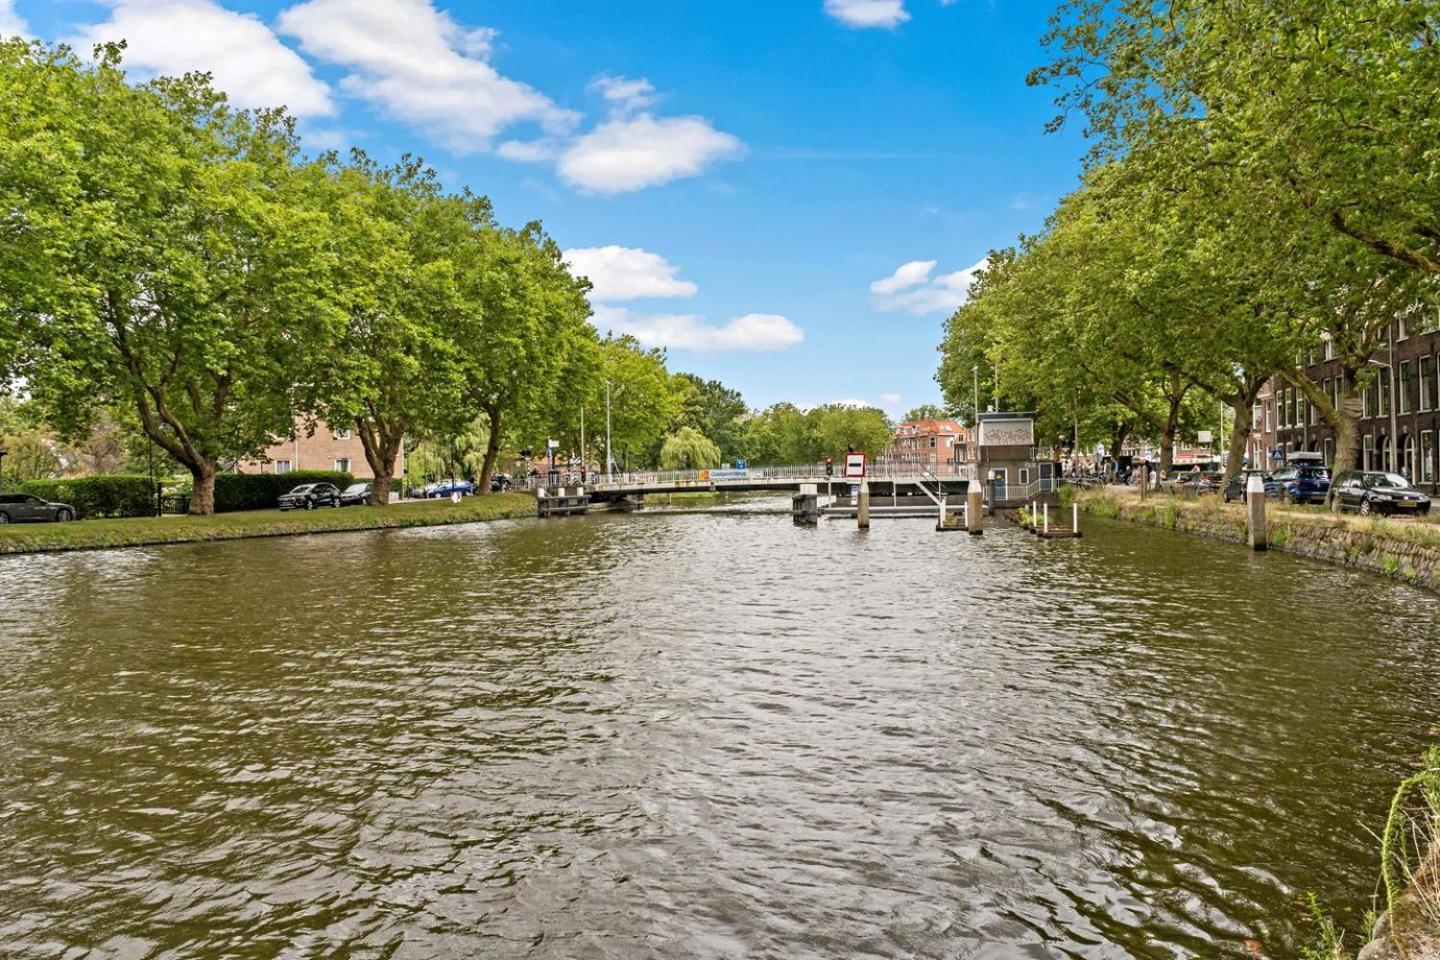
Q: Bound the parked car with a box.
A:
[1222,471,1281,503]
[1272,464,1331,505]
[278,483,342,510]
[490,473,513,493]
[0,493,76,524]
[425,479,475,498]
[339,482,373,507]
[1172,469,1223,495]
[1329,471,1431,516]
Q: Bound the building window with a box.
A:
[1324,338,1334,361]
[1363,435,1375,471]
[1264,402,1273,433]
[1400,360,1412,414]
[332,427,352,440]
[1379,375,1391,417]
[1421,357,1434,413]
[275,460,292,474]
[1397,315,1409,340]
[1422,431,1436,484]
[334,458,350,473]
[1324,438,1334,470]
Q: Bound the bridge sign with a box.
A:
[844,453,866,479]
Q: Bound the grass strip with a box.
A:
[0,493,537,556]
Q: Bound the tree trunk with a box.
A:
[1330,374,1363,513]
[358,418,403,507]
[1226,408,1252,478]
[478,406,502,496]
[189,460,217,516]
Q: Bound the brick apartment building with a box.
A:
[1266,314,1440,492]
[237,420,402,480]
[886,419,969,469]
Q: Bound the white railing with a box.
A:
[584,461,978,491]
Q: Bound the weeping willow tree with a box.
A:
[659,427,721,470]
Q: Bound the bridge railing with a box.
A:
[586,461,978,490]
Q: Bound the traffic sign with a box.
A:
[844,453,866,479]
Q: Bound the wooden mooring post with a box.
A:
[1247,473,1268,551]
[857,481,871,529]
[967,485,983,535]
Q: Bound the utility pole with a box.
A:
[1389,322,1399,475]
[605,380,613,480]
[972,364,979,426]
[580,406,585,476]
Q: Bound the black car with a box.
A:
[1329,471,1431,516]
[0,493,76,524]
[278,483,342,510]
[339,482,373,507]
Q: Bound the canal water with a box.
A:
[1,506,1438,959]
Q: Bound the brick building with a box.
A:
[1269,314,1440,492]
[886,419,968,469]
[237,420,402,480]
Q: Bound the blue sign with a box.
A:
[734,460,747,470]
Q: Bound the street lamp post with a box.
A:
[605,380,613,481]
[972,364,979,427]
[1368,348,1400,475]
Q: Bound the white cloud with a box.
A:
[870,260,937,295]
[591,74,656,113]
[825,0,909,28]
[870,257,988,315]
[0,0,27,37]
[558,113,743,194]
[277,0,577,151]
[593,305,802,352]
[880,392,902,405]
[564,246,698,301]
[68,0,332,117]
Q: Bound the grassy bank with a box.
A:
[0,492,537,556]
[1077,488,1440,593]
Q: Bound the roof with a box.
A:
[893,419,966,437]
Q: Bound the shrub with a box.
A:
[15,474,155,519]
[214,470,355,513]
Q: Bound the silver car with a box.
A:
[0,493,76,524]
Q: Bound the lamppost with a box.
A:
[972,364,979,428]
[605,380,614,481]
[1368,338,1400,475]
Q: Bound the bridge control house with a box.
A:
[973,412,1047,500]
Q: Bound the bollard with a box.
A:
[1043,502,1049,536]
[857,481,871,529]
[1072,503,1079,536]
[1139,463,1149,502]
[967,486,983,536]
[1247,472,1267,551]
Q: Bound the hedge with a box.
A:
[15,474,155,520]
[214,470,355,513]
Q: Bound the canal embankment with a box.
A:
[1076,488,1440,594]
[0,492,536,555]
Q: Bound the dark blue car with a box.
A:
[425,479,475,498]
[1272,465,1330,505]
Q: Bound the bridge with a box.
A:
[582,462,980,503]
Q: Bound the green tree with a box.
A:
[901,404,950,423]
[304,155,480,505]
[659,426,722,470]
[669,373,748,462]
[1,43,338,513]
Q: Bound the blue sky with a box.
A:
[6,0,1087,415]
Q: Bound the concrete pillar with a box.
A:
[967,486,983,535]
[1247,472,1268,551]
[857,481,871,529]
